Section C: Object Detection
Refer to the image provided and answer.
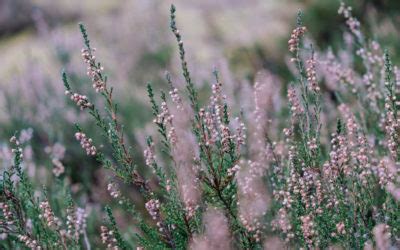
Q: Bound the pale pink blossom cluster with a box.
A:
[100,225,118,250]
[75,208,87,237]
[239,214,263,243]
[322,133,348,208]
[297,169,323,212]
[273,188,293,210]
[74,132,96,156]
[362,72,381,103]
[65,91,93,110]
[181,188,200,220]
[283,128,296,162]
[39,201,60,229]
[201,77,236,153]
[306,55,320,92]
[383,100,400,159]
[287,86,303,115]
[155,101,177,145]
[323,133,349,180]
[227,164,241,177]
[199,108,217,146]
[66,207,87,241]
[356,41,384,67]
[0,202,13,226]
[271,208,293,241]
[338,2,361,39]
[382,158,400,201]
[288,26,307,53]
[145,199,161,220]
[339,105,374,181]
[234,117,246,148]
[338,104,357,148]
[220,125,232,153]
[335,222,346,236]
[210,79,225,124]
[307,138,318,152]
[18,234,41,250]
[300,214,316,247]
[107,183,121,199]
[143,141,156,170]
[81,48,106,92]
[9,135,20,146]
[145,198,171,233]
[46,143,66,177]
[52,158,65,177]
[168,87,183,111]
[375,158,400,203]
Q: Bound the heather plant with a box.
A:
[1,2,400,250]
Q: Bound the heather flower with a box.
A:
[74,132,96,156]
[17,235,41,250]
[66,207,87,241]
[383,99,400,159]
[65,91,93,110]
[39,201,60,229]
[338,2,362,39]
[167,75,184,111]
[335,222,346,235]
[306,54,320,92]
[227,164,240,177]
[0,203,14,226]
[288,26,306,54]
[154,101,177,145]
[169,87,183,110]
[52,158,65,177]
[234,117,246,148]
[271,208,293,241]
[307,138,318,152]
[143,140,156,169]
[287,86,303,115]
[81,48,106,92]
[300,214,316,247]
[145,199,161,221]
[107,182,121,199]
[320,50,356,92]
[100,225,119,250]
[338,104,357,147]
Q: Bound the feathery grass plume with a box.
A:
[190,208,231,250]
